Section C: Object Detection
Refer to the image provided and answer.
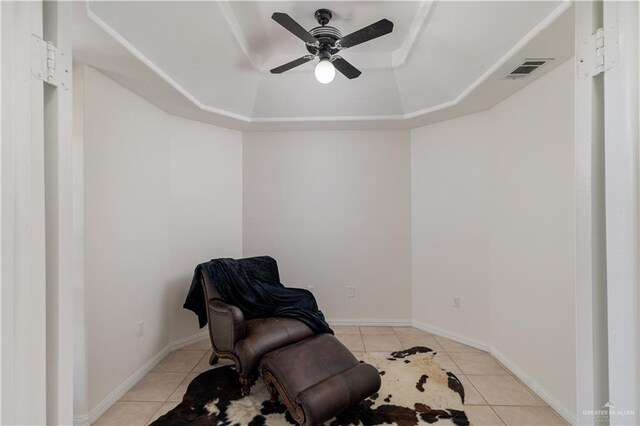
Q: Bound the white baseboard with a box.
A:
[328,318,413,326]
[412,321,491,352]
[75,322,576,426]
[490,347,576,425]
[73,413,90,426]
[169,329,209,351]
[74,330,209,425]
[412,321,575,425]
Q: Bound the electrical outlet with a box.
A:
[453,297,460,309]
[347,286,355,298]
[307,285,315,294]
[137,321,145,337]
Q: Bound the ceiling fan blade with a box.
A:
[332,57,362,79]
[336,19,394,49]
[270,55,315,74]
[271,12,318,45]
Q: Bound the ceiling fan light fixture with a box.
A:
[315,59,335,84]
[270,10,394,82]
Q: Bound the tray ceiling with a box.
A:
[73,1,574,130]
[221,1,423,71]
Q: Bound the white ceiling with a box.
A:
[73,1,575,131]
[225,1,421,70]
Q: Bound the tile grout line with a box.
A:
[393,329,555,423]
[431,337,495,410]
[143,403,162,426]
[490,404,563,408]
[491,405,512,426]
[361,328,554,416]
[143,349,211,424]
[491,405,569,425]
[111,327,566,425]
[151,351,204,424]
[487,405,507,426]
[460,374,488,406]
[464,373,549,406]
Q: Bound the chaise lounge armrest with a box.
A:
[208,299,247,352]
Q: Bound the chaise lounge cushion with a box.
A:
[260,334,381,425]
[235,317,313,374]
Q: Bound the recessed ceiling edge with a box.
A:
[83,0,573,128]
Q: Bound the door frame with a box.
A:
[575,1,608,424]
[0,2,47,424]
[603,2,639,425]
[575,1,640,424]
[0,1,74,424]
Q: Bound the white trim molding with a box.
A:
[84,6,250,124]
[74,330,209,426]
[603,2,640,424]
[217,1,263,72]
[574,2,608,425]
[83,0,572,127]
[391,1,436,68]
[412,321,576,425]
[491,348,577,425]
[77,321,576,426]
[77,321,422,424]
[328,319,413,327]
[412,321,490,352]
[404,0,572,119]
[1,2,48,423]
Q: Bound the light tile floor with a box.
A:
[95,326,567,425]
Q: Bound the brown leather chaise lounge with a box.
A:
[261,334,382,426]
[198,257,315,395]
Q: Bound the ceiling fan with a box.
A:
[270,9,394,84]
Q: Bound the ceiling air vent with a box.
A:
[506,58,553,79]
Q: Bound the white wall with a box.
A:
[81,66,242,413]
[411,112,491,342]
[78,57,577,422]
[487,59,576,416]
[411,59,576,415]
[243,130,412,322]
[167,117,243,341]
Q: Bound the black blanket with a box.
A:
[183,257,332,335]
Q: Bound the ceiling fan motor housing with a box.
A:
[307,26,342,55]
[306,9,341,56]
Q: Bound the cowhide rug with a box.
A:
[152,346,469,425]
